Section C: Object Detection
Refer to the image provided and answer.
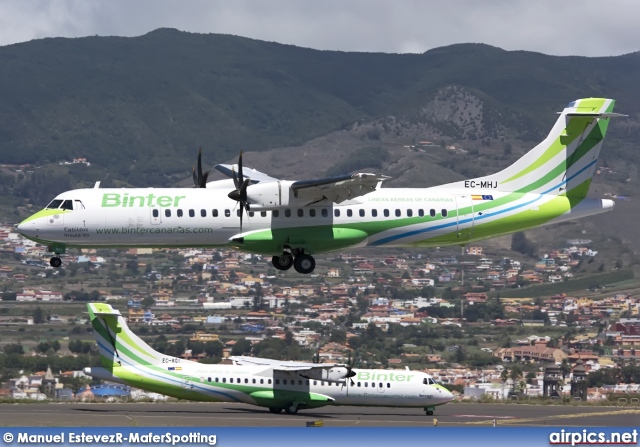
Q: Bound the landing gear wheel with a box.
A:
[426,410,434,416]
[284,404,299,415]
[268,407,283,414]
[272,254,293,271]
[293,254,315,274]
[50,257,62,268]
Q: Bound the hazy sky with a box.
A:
[0,0,638,56]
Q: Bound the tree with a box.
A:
[32,306,45,324]
[511,232,536,257]
[3,343,24,354]
[231,338,252,356]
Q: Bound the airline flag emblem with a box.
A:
[168,366,182,371]
[471,195,494,201]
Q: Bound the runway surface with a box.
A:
[0,402,639,427]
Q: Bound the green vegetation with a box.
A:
[494,269,634,298]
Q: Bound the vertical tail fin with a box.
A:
[439,98,623,197]
[88,303,164,370]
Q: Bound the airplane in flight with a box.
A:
[17,98,622,274]
[84,302,454,415]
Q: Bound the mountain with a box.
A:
[1,28,639,190]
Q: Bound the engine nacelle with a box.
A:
[246,181,301,209]
[300,366,353,383]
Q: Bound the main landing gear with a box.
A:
[49,257,62,268]
[272,251,316,274]
[268,404,299,415]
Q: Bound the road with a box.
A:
[0,402,638,427]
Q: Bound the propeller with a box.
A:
[227,151,251,229]
[346,350,356,384]
[192,148,210,188]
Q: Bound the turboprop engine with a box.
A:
[300,366,356,383]
[244,180,298,210]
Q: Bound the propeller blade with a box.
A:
[192,166,198,188]
[238,150,244,186]
[197,148,203,184]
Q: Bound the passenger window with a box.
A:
[260,379,264,384]
[244,378,248,384]
[249,211,254,217]
[299,380,302,385]
[207,377,211,382]
[152,209,159,218]
[273,210,279,218]
[313,381,317,385]
[201,209,206,217]
[357,382,361,387]
[321,209,328,217]
[62,200,73,210]
[359,209,365,217]
[310,209,316,217]
[285,209,291,218]
[237,209,242,217]
[283,379,287,385]
[347,209,353,217]
[229,378,233,383]
[212,209,218,217]
[407,209,413,217]
[372,209,377,217]
[261,211,267,217]
[252,379,256,384]
[165,209,171,218]
[215,378,219,382]
[395,209,401,217]
[430,209,436,217]
[364,382,368,387]
[418,209,424,217]
[334,209,340,217]
[177,209,183,217]
[223,378,226,383]
[384,209,389,217]
[276,379,280,385]
[189,209,195,217]
[225,209,230,217]
[297,209,303,217]
[442,209,448,217]
[387,383,390,388]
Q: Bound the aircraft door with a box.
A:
[150,208,162,225]
[455,195,474,240]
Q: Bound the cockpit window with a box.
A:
[423,377,436,385]
[75,200,85,210]
[62,200,73,210]
[46,200,63,209]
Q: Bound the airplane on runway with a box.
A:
[84,302,454,415]
[18,98,622,274]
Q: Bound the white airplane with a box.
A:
[17,98,622,273]
[84,303,454,415]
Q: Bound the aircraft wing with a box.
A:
[215,164,277,184]
[230,355,345,371]
[215,162,389,205]
[291,173,390,204]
